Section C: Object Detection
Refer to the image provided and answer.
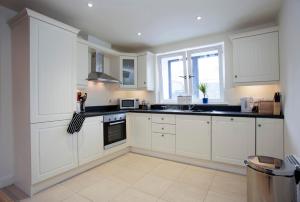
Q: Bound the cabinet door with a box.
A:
[137,53,154,91]
[129,113,152,150]
[212,117,255,166]
[152,133,175,154]
[176,115,211,160]
[120,56,137,88]
[233,32,279,83]
[78,117,103,166]
[31,120,78,183]
[30,18,76,123]
[256,118,284,159]
[77,42,89,87]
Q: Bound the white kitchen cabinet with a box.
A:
[120,56,137,88]
[152,133,175,154]
[176,115,211,160]
[256,118,284,159]
[137,52,154,91]
[30,17,77,123]
[78,117,103,166]
[76,41,89,87]
[128,113,152,150]
[31,120,78,184]
[151,114,176,124]
[152,123,176,134]
[232,27,279,84]
[11,9,80,195]
[212,116,255,166]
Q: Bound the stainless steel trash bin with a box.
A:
[245,155,300,202]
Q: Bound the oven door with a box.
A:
[103,120,126,149]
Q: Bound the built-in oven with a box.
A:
[103,113,126,150]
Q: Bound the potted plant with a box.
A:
[198,83,208,104]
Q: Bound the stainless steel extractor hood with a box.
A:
[87,52,120,83]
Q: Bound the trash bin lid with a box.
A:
[245,156,295,176]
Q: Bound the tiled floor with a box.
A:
[21,153,247,202]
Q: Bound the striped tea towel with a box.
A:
[67,112,86,134]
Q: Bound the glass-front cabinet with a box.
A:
[120,56,137,88]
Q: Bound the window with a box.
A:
[158,44,224,103]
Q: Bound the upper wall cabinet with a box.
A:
[77,41,89,88]
[10,9,79,123]
[232,27,279,84]
[120,56,138,88]
[137,52,155,91]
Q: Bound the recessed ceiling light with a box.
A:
[137,32,142,36]
[88,2,93,7]
[196,16,202,20]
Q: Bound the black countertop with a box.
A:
[81,105,284,119]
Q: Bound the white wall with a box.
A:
[85,82,155,106]
[0,6,16,188]
[279,0,300,156]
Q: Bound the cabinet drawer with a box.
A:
[152,133,175,154]
[152,123,175,134]
[152,114,175,124]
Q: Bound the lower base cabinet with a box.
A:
[176,115,211,160]
[128,113,152,150]
[78,116,103,165]
[31,120,78,184]
[212,117,255,166]
[151,133,175,154]
[256,118,284,159]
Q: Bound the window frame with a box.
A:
[157,51,188,103]
[157,44,225,104]
[187,45,224,103]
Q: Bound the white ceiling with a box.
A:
[0,0,281,51]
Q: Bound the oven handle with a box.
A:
[109,121,125,126]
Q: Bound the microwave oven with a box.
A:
[119,98,140,109]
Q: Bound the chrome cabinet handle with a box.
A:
[179,75,187,79]
[258,124,262,127]
[234,75,238,78]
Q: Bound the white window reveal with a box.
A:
[158,44,224,103]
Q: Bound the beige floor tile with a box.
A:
[204,191,247,202]
[177,166,215,190]
[161,182,208,202]
[62,193,92,202]
[215,171,246,183]
[133,174,173,197]
[210,172,246,197]
[111,188,158,202]
[78,176,129,202]
[112,166,148,185]
[150,160,187,180]
[60,171,104,193]
[21,184,73,202]
[91,161,123,176]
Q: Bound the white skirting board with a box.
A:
[130,147,246,175]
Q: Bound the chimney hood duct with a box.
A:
[87,52,120,83]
